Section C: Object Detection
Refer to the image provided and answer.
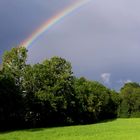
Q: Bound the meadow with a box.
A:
[0,118,140,140]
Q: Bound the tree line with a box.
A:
[0,47,140,130]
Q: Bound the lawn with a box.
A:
[0,118,140,140]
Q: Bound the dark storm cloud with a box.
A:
[0,0,74,61]
[27,0,140,90]
[1,0,140,89]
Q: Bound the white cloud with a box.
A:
[101,73,111,84]
[124,79,132,83]
[117,79,132,84]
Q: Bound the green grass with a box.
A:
[1,118,140,140]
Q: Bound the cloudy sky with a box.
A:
[1,0,140,90]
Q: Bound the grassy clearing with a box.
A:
[0,118,140,140]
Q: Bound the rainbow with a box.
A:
[21,0,91,48]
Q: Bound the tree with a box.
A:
[0,46,122,129]
[22,56,75,126]
[0,71,23,130]
[2,47,27,88]
[119,82,140,117]
[73,77,119,124]
[40,57,74,125]
[0,47,28,129]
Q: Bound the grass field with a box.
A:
[0,118,140,140]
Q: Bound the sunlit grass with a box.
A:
[0,119,140,140]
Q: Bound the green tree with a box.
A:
[73,77,119,124]
[0,71,23,130]
[22,56,74,126]
[2,47,27,88]
[119,82,140,117]
[0,46,122,129]
[0,47,28,129]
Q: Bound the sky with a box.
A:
[1,0,140,90]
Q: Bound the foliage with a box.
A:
[22,56,74,127]
[0,47,124,130]
[119,82,140,117]
[0,72,23,130]
[73,77,120,124]
[2,47,27,88]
